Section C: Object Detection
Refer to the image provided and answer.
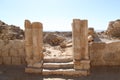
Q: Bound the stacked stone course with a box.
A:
[0,40,26,65]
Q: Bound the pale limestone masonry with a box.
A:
[72,19,90,71]
[0,40,26,65]
[0,40,120,67]
[72,19,89,60]
[25,20,43,67]
[24,20,33,65]
[32,22,43,63]
[1,19,120,76]
[89,41,120,66]
[25,20,43,73]
[24,19,90,76]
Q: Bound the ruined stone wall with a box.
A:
[90,41,120,66]
[0,40,26,65]
[0,39,120,66]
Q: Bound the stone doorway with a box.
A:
[24,19,90,76]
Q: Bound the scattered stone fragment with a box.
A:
[0,20,24,40]
[106,19,120,38]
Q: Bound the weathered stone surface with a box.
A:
[9,48,18,57]
[32,62,43,68]
[3,56,11,65]
[90,42,106,50]
[89,41,120,66]
[43,33,65,46]
[88,27,101,42]
[80,60,90,70]
[74,60,90,70]
[106,19,120,38]
[44,57,73,63]
[0,40,5,49]
[32,22,43,63]
[25,67,42,74]
[0,20,24,40]
[0,57,2,64]
[24,20,33,65]
[43,69,88,76]
[43,62,74,69]
[12,40,24,49]
[11,57,21,65]
[72,19,89,60]
[18,48,25,56]
[0,40,26,65]
[1,49,9,57]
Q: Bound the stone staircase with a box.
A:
[25,57,89,76]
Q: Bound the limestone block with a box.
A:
[72,19,88,60]
[12,57,21,65]
[0,57,2,64]
[72,19,81,60]
[4,42,12,50]
[0,40,4,49]
[1,49,9,56]
[9,48,18,56]
[24,20,33,65]
[74,61,82,70]
[31,62,43,68]
[18,48,25,56]
[3,56,11,65]
[12,40,25,49]
[74,60,90,70]
[25,67,42,74]
[81,60,90,70]
[32,22,43,63]
[42,69,89,76]
[91,42,106,50]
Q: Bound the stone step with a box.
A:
[44,56,73,63]
[25,67,42,74]
[25,68,89,76]
[43,62,74,69]
[42,69,89,76]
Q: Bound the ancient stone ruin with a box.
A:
[25,19,90,76]
[0,19,120,77]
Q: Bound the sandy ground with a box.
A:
[0,65,120,80]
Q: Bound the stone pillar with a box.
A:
[24,20,33,65]
[72,19,90,70]
[32,22,43,64]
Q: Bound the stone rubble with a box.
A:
[0,20,24,40]
[106,19,120,38]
